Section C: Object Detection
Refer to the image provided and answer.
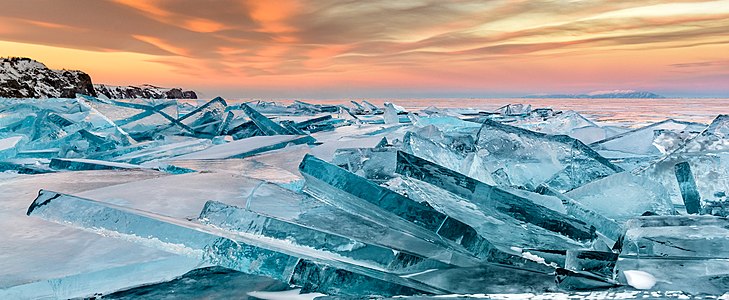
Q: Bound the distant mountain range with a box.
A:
[524,90,664,99]
[0,57,197,99]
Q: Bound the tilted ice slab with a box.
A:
[300,154,494,260]
[590,119,706,159]
[509,110,622,145]
[237,102,297,135]
[565,172,675,223]
[636,115,729,211]
[0,136,24,159]
[615,215,729,294]
[199,200,449,274]
[27,190,442,296]
[0,170,200,299]
[475,120,623,192]
[299,154,561,273]
[242,179,483,267]
[102,136,213,164]
[50,157,145,171]
[166,159,304,191]
[172,135,314,160]
[395,151,596,246]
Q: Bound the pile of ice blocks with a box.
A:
[2,96,729,299]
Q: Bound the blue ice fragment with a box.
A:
[615,215,729,293]
[476,119,622,192]
[174,135,314,160]
[674,162,701,214]
[299,154,552,272]
[26,190,442,296]
[239,103,295,135]
[395,151,596,243]
[49,158,144,171]
[199,200,449,274]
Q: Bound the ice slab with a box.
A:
[0,136,24,159]
[239,102,295,135]
[299,154,499,261]
[199,200,449,274]
[399,264,557,294]
[590,119,706,158]
[0,170,195,299]
[27,190,442,296]
[172,135,314,160]
[98,266,291,300]
[565,172,675,222]
[615,215,729,294]
[49,157,145,171]
[673,162,701,214]
[105,137,212,164]
[636,115,729,212]
[242,180,482,267]
[475,120,623,192]
[620,215,729,258]
[395,151,596,243]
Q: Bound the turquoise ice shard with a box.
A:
[383,103,399,124]
[289,100,339,114]
[395,151,596,243]
[619,215,729,258]
[565,172,675,222]
[674,162,701,214]
[49,157,144,171]
[475,119,622,192]
[590,119,706,159]
[564,250,617,279]
[173,135,314,160]
[239,180,482,267]
[0,136,24,159]
[362,100,382,114]
[615,215,729,294]
[101,137,213,164]
[299,154,557,272]
[397,264,557,294]
[175,97,228,137]
[27,190,441,296]
[198,200,448,274]
[536,184,622,241]
[331,147,398,182]
[299,154,497,261]
[636,115,729,213]
[239,103,294,135]
[388,174,589,252]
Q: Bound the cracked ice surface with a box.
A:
[2,96,729,299]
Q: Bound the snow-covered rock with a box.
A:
[0,57,197,99]
[0,57,95,98]
[94,84,197,99]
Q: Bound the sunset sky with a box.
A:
[2,0,728,98]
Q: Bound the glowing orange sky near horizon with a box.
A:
[1,0,728,98]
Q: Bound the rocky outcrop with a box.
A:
[94,84,197,99]
[0,57,197,99]
[0,57,96,98]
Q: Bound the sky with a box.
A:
[1,0,728,99]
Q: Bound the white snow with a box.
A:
[623,270,657,289]
[247,289,325,300]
